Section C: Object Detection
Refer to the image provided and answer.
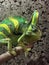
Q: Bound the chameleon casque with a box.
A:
[0,10,42,56]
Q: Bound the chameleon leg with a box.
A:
[21,44,31,56]
[8,41,16,56]
[0,38,16,56]
[17,34,31,56]
[24,47,31,57]
[18,42,31,56]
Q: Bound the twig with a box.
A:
[0,46,24,64]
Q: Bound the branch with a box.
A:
[0,43,33,64]
[0,46,24,64]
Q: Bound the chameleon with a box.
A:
[0,10,42,56]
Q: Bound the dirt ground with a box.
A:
[0,0,49,65]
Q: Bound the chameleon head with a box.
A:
[25,27,42,43]
[25,10,42,43]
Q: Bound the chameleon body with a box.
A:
[0,10,42,56]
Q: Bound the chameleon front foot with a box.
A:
[25,48,31,57]
[8,50,16,56]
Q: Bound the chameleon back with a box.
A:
[0,16,28,40]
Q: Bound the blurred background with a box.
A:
[0,0,49,65]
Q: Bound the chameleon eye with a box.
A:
[32,29,38,32]
[31,25,38,32]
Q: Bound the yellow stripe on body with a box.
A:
[9,17,19,31]
[0,32,7,37]
[0,24,11,34]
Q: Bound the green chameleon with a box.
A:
[0,10,42,56]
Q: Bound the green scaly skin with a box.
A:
[0,10,42,56]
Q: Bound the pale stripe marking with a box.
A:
[9,17,19,30]
[0,32,7,37]
[0,24,11,34]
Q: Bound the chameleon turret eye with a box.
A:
[32,26,38,32]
